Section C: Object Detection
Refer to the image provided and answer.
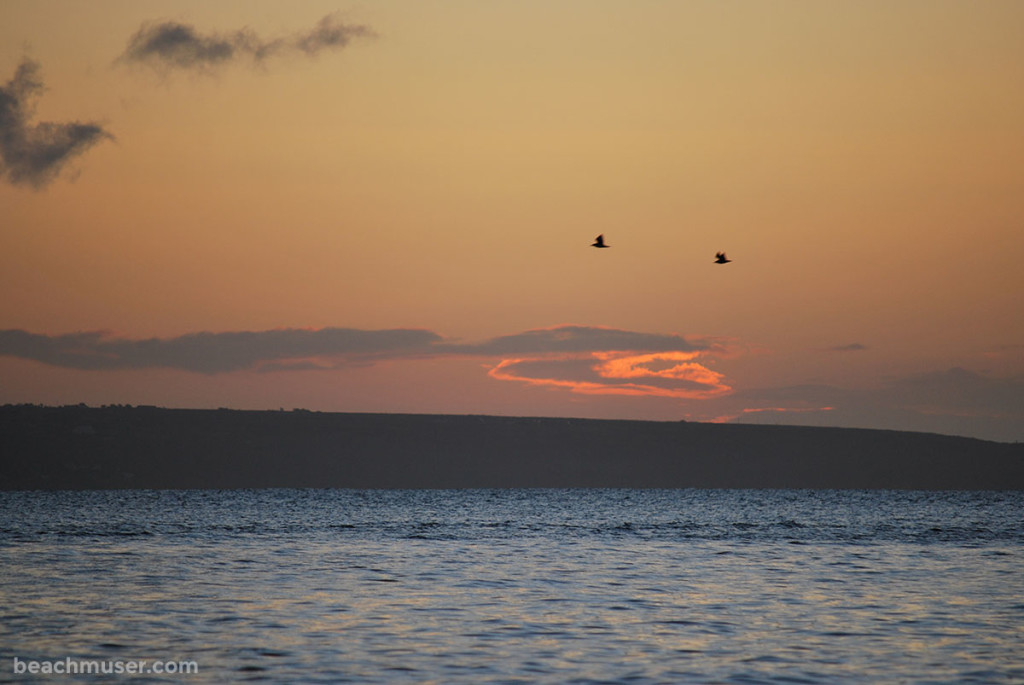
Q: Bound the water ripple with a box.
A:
[0,489,1021,682]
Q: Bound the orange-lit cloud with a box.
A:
[0,324,724,375]
[3,327,1023,440]
[467,326,734,401]
[489,349,732,400]
[0,323,738,403]
[741,406,836,415]
[705,406,836,423]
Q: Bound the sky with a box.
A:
[2,0,1023,442]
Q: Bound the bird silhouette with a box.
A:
[592,234,609,248]
[714,251,731,264]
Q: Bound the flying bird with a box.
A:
[714,252,731,264]
[592,234,609,248]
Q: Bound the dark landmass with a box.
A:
[2,405,1022,490]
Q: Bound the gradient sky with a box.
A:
[2,1,1023,441]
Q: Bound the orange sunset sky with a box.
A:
[2,1,1022,441]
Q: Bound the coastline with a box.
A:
[3,405,1022,491]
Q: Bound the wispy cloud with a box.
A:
[119,14,376,73]
[0,58,113,189]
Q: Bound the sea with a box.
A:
[1,489,1022,684]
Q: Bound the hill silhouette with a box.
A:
[2,405,1021,490]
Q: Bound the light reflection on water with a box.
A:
[1,489,1022,683]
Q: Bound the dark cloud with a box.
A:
[721,368,1024,442]
[293,14,376,56]
[0,328,443,374]
[888,367,1024,415]
[3,325,1019,440]
[447,325,710,356]
[0,58,112,188]
[121,22,241,70]
[825,343,868,352]
[727,383,843,408]
[0,324,714,376]
[119,14,376,72]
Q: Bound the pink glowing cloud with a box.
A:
[489,349,732,400]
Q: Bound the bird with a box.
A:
[714,251,731,264]
[592,234,609,248]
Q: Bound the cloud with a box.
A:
[444,325,711,356]
[490,351,731,399]
[3,325,1019,440]
[824,343,868,352]
[119,14,376,72]
[711,368,1024,442]
[0,324,728,398]
[738,406,835,416]
[887,367,1024,416]
[0,58,113,188]
[449,325,732,400]
[292,14,377,56]
[0,328,443,374]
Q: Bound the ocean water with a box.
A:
[1,489,1022,683]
